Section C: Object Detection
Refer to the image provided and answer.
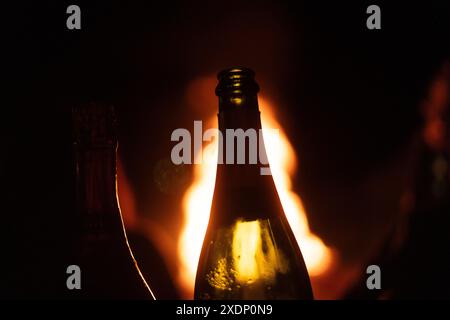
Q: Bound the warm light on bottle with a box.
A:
[194,67,313,300]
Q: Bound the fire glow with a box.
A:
[177,93,332,298]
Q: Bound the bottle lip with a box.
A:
[216,66,260,97]
[217,66,255,80]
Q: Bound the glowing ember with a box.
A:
[177,93,332,298]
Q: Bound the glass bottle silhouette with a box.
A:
[72,103,156,299]
[194,67,313,300]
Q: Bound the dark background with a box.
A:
[2,0,449,298]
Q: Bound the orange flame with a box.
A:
[177,83,332,298]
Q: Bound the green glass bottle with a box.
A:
[194,67,313,300]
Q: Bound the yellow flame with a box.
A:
[177,96,332,297]
[259,98,332,277]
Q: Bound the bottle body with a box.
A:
[194,68,313,300]
[195,200,313,300]
[72,103,154,299]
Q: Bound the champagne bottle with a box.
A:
[72,103,155,299]
[194,67,313,300]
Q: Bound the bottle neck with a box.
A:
[211,67,283,224]
[215,67,266,177]
[212,93,282,224]
[217,93,268,182]
[72,103,123,237]
[75,144,122,237]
